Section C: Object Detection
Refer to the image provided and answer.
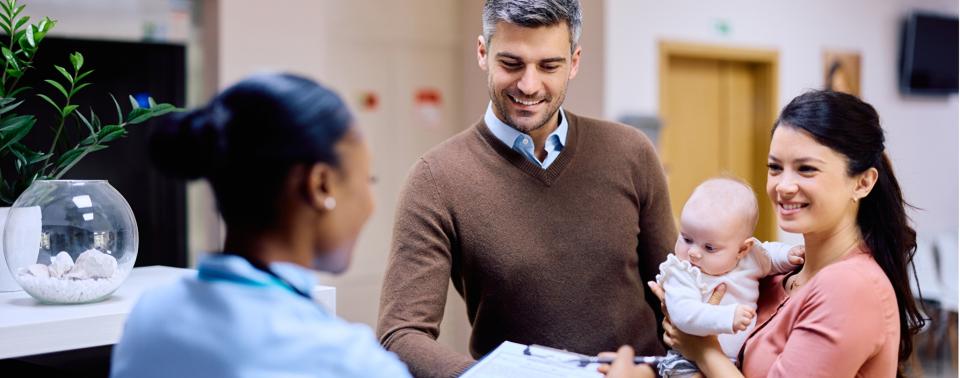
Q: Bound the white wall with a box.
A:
[23,0,189,42]
[605,0,959,243]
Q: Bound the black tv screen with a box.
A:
[899,12,959,95]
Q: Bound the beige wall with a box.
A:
[211,0,476,352]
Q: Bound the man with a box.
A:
[377,1,675,376]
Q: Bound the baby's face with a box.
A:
[675,202,750,276]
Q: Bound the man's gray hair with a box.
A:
[482,0,582,53]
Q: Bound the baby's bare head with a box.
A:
[681,177,759,241]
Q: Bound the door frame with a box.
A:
[658,41,780,241]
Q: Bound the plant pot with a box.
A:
[4,180,138,303]
[0,206,42,292]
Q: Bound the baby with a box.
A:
[656,177,803,378]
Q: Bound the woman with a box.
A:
[110,73,411,377]
[604,90,924,377]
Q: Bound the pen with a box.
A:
[523,344,666,367]
[574,355,666,366]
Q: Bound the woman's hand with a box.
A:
[650,281,727,363]
[596,346,655,378]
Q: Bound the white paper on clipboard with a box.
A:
[460,341,604,378]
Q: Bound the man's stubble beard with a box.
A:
[488,77,569,134]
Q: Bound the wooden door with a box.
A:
[660,43,778,241]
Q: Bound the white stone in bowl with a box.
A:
[48,251,74,278]
[74,249,117,279]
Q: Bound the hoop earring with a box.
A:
[323,197,337,210]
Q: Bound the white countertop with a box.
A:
[0,265,336,359]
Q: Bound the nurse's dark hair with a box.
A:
[773,90,923,376]
[149,72,353,228]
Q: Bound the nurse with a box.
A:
[110,73,410,377]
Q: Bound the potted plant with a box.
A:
[0,0,178,292]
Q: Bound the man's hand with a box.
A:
[732,305,756,332]
[788,245,805,265]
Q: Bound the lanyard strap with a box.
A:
[198,257,312,300]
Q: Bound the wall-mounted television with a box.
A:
[899,12,959,95]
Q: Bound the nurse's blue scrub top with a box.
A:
[111,254,411,378]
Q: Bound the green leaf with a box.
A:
[0,23,11,37]
[38,17,50,32]
[0,115,34,151]
[75,110,95,136]
[0,1,10,15]
[54,148,84,171]
[99,128,127,143]
[4,67,21,78]
[89,110,101,130]
[150,105,178,118]
[68,51,83,71]
[52,144,104,179]
[17,30,31,53]
[1,46,18,69]
[69,82,90,97]
[148,97,157,108]
[61,104,78,118]
[0,98,21,115]
[97,124,123,136]
[10,146,25,168]
[75,69,93,83]
[12,29,23,45]
[35,17,53,39]
[53,64,71,83]
[7,86,27,97]
[0,13,10,28]
[14,14,27,32]
[12,143,50,165]
[128,94,140,109]
[12,4,24,19]
[31,153,51,164]
[44,79,68,99]
[36,93,61,114]
[110,94,123,123]
[86,144,107,153]
[0,113,32,133]
[23,24,34,49]
[79,134,96,146]
[126,107,152,124]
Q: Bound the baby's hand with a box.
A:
[733,305,756,332]
[788,245,805,265]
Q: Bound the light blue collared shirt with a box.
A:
[484,103,568,169]
[111,254,411,378]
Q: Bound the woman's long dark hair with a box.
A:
[774,90,924,375]
[149,73,353,229]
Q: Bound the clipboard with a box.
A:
[460,341,604,378]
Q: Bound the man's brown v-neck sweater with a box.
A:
[378,111,676,377]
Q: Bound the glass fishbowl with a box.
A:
[4,180,138,304]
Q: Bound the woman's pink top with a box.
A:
[740,246,900,377]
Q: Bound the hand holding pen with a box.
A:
[596,345,658,378]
